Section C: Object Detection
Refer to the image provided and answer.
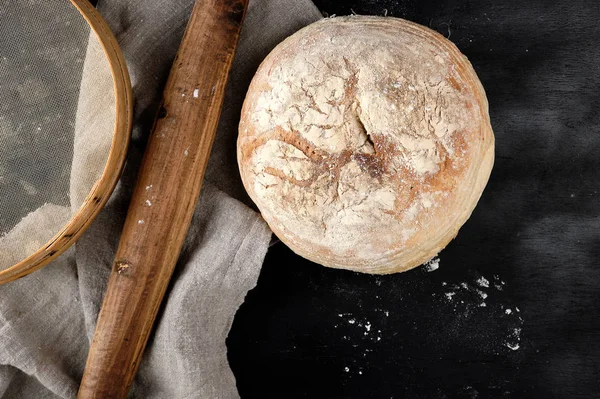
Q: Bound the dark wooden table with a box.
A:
[227,1,600,397]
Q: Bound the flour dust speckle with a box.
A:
[493,275,506,290]
[504,327,521,351]
[504,324,522,351]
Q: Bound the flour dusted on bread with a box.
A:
[238,16,494,274]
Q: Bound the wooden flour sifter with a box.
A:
[77,0,248,397]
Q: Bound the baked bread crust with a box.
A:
[238,16,494,274]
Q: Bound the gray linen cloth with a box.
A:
[0,0,322,397]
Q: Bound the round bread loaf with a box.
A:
[237,16,494,274]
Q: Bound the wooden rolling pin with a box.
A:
[77,1,248,397]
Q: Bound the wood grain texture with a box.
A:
[77,1,247,398]
[0,0,132,284]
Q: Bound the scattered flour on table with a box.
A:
[336,312,387,375]
[442,274,524,351]
[443,274,508,309]
[333,273,524,379]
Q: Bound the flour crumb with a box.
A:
[146,185,153,191]
[146,200,152,206]
[506,342,520,351]
[476,276,490,288]
[184,147,189,157]
[138,220,144,224]
[445,292,455,301]
[424,256,440,272]
[365,322,371,332]
[344,367,349,372]
[505,309,512,315]
[348,319,356,324]
[193,88,199,98]
[479,302,487,307]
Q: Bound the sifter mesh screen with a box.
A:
[0,0,117,271]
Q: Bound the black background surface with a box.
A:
[227,1,600,397]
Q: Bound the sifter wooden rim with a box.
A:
[0,0,133,284]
